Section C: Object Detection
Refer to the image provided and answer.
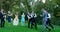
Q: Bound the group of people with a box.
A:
[27,11,37,29]
[0,9,26,27]
[0,8,54,32]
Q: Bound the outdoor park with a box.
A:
[0,0,60,32]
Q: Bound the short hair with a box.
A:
[1,9,4,10]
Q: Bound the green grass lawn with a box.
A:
[0,21,60,32]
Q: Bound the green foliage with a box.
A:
[0,0,60,25]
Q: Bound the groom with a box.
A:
[40,8,48,32]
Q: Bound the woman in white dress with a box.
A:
[13,12,19,26]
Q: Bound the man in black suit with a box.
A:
[46,13,54,31]
[31,11,37,29]
[27,12,31,28]
[0,9,5,28]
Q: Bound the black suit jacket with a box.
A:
[0,12,3,19]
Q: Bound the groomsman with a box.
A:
[46,13,54,31]
[0,9,2,27]
[0,9,5,28]
[27,12,31,28]
[31,11,37,29]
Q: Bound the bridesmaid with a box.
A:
[7,11,12,27]
[21,13,25,26]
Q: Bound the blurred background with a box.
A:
[0,0,60,25]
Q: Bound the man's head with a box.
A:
[41,7,48,12]
[32,11,34,14]
[8,11,10,14]
[41,8,45,12]
[1,9,4,13]
[27,12,30,14]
